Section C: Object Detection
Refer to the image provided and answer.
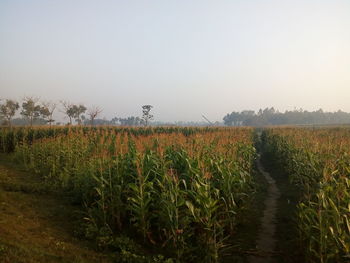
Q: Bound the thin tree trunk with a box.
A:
[50,113,53,128]
[7,117,12,129]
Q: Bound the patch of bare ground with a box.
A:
[247,159,280,263]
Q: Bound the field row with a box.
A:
[1,126,349,262]
[1,127,256,262]
[263,128,350,263]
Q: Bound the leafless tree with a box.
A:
[87,106,102,126]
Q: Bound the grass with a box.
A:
[0,154,113,263]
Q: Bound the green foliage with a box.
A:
[224,108,350,126]
[0,99,19,127]
[263,128,350,263]
[2,126,255,261]
[141,105,153,126]
[21,97,41,126]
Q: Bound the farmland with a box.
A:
[0,127,256,262]
[263,128,350,263]
[0,126,349,262]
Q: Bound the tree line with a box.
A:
[223,107,350,126]
[0,97,154,127]
[5,99,348,127]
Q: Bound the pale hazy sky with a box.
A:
[1,0,350,122]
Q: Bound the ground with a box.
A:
[0,147,303,263]
[0,154,113,263]
[261,154,303,263]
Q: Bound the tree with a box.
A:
[223,107,350,126]
[21,97,41,127]
[117,116,141,126]
[61,101,75,125]
[141,105,153,126]
[60,102,86,125]
[40,102,56,127]
[223,111,240,126]
[73,104,87,125]
[87,106,102,126]
[111,117,119,125]
[0,99,20,127]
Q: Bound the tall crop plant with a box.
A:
[8,126,256,261]
[264,128,350,262]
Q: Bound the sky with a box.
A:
[1,0,350,122]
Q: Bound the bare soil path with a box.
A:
[248,157,280,263]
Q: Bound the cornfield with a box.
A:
[3,126,348,262]
[263,127,350,263]
[0,126,256,262]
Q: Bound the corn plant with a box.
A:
[6,126,256,261]
[264,127,350,262]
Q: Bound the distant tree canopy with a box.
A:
[60,101,87,125]
[21,97,41,127]
[40,102,56,127]
[116,116,142,126]
[0,99,19,127]
[223,108,350,126]
[142,105,153,126]
[11,117,47,126]
[4,96,350,128]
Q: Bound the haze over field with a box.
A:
[1,0,350,122]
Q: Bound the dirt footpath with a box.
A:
[248,158,280,263]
